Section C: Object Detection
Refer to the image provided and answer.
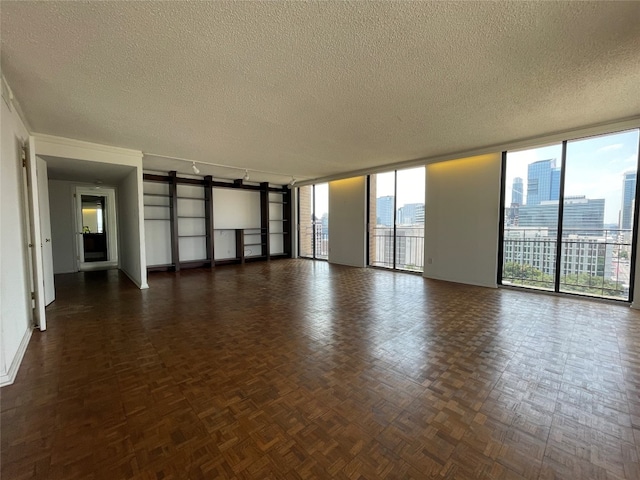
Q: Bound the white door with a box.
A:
[25,137,46,330]
[36,156,55,306]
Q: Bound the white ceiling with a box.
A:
[2,1,639,184]
[42,155,135,185]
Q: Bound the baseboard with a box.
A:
[328,260,366,268]
[120,267,149,290]
[631,302,639,310]
[0,326,33,387]
[54,268,77,274]
[422,273,498,289]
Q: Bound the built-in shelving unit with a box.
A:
[143,172,292,272]
[268,188,291,257]
[176,182,210,268]
[143,180,174,270]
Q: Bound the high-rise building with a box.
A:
[512,177,523,206]
[621,171,636,230]
[518,196,605,235]
[376,196,394,226]
[397,203,425,225]
[526,159,560,205]
[550,168,561,201]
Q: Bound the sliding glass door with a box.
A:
[370,171,395,268]
[501,143,563,290]
[501,129,640,300]
[298,183,329,259]
[369,167,425,272]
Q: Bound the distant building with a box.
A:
[505,205,519,227]
[621,171,636,231]
[519,196,604,235]
[371,226,424,271]
[503,227,613,279]
[320,212,329,235]
[526,159,560,205]
[512,177,523,206]
[397,203,424,225]
[376,196,394,226]
[550,168,561,201]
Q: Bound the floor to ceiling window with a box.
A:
[500,128,640,300]
[298,183,329,260]
[369,167,425,272]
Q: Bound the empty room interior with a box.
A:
[2,2,640,479]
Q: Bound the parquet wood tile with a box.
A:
[3,260,640,478]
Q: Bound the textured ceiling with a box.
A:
[2,1,640,184]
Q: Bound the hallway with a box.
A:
[2,260,640,479]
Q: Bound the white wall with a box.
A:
[328,177,367,268]
[35,135,147,289]
[424,153,502,288]
[0,91,33,385]
[118,169,148,289]
[213,188,260,229]
[48,180,77,274]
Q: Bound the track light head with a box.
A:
[289,177,297,186]
[243,169,250,181]
[191,161,200,175]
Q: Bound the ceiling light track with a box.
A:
[143,151,301,183]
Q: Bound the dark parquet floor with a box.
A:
[2,259,640,479]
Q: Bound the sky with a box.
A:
[375,167,426,206]
[505,129,639,224]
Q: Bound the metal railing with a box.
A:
[370,227,424,272]
[502,228,632,300]
[300,224,328,260]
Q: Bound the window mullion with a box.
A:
[393,170,397,270]
[554,141,568,292]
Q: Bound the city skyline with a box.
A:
[505,129,639,224]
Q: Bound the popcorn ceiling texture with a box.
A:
[1,1,639,182]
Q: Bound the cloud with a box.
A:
[597,143,624,153]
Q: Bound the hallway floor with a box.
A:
[2,260,640,479]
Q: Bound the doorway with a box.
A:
[80,195,108,262]
[75,186,118,271]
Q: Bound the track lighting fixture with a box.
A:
[145,152,300,185]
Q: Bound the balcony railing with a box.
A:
[371,227,424,272]
[502,228,632,300]
[300,224,328,259]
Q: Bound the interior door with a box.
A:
[36,156,55,306]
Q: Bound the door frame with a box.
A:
[74,186,118,271]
